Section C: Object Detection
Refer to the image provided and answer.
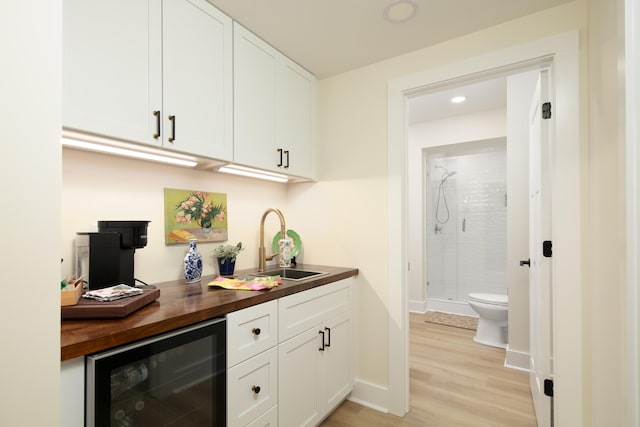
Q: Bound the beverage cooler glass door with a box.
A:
[86,318,226,427]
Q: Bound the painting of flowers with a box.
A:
[164,188,228,244]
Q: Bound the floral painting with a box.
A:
[164,188,228,244]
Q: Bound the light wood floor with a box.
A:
[320,312,537,426]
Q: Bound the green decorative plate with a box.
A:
[272,229,302,258]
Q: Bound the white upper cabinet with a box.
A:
[233,23,317,180]
[233,24,279,172]
[279,59,316,178]
[63,0,233,160]
[162,0,232,159]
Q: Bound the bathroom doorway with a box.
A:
[386,32,580,421]
[406,71,537,358]
[404,66,550,420]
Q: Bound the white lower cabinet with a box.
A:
[227,301,279,427]
[228,347,278,427]
[278,326,322,426]
[319,311,352,411]
[246,404,278,427]
[227,279,353,426]
[278,279,354,427]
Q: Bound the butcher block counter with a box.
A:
[60,264,358,361]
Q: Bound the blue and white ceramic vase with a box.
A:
[184,238,202,284]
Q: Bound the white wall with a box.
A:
[61,149,289,283]
[0,1,62,425]
[407,109,506,310]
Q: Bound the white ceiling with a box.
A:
[206,0,573,79]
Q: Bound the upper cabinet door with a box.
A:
[63,0,162,146]
[162,0,233,160]
[279,59,316,179]
[233,22,318,180]
[233,23,279,171]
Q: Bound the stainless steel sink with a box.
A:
[253,268,327,281]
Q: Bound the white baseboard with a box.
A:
[349,378,390,414]
[504,345,531,372]
[427,298,477,317]
[409,299,427,313]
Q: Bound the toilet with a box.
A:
[468,293,509,348]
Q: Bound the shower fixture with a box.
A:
[435,165,456,227]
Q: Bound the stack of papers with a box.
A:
[83,284,143,302]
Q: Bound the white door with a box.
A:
[528,69,554,427]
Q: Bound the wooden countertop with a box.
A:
[60,264,358,361]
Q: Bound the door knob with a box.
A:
[520,259,531,267]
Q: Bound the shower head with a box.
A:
[440,169,456,182]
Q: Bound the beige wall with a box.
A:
[1,1,62,426]
[61,149,289,282]
[586,0,627,424]
[286,0,634,421]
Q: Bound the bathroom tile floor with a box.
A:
[320,312,537,427]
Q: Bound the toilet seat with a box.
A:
[468,293,508,307]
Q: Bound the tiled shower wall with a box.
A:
[426,150,507,301]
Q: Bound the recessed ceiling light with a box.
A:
[384,0,418,23]
[451,96,467,104]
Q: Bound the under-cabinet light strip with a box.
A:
[61,136,198,168]
[217,165,288,183]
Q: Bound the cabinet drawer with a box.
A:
[279,279,351,343]
[227,300,278,367]
[227,347,278,427]
[246,404,277,427]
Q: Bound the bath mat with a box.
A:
[424,311,478,331]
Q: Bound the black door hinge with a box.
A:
[544,378,554,397]
[543,240,552,258]
[542,102,552,119]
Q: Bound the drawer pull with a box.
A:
[252,327,261,336]
[325,327,331,347]
[319,329,325,351]
[251,385,261,394]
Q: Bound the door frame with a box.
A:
[387,31,581,424]
[626,0,640,424]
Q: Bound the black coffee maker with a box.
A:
[75,220,150,290]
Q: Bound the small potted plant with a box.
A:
[213,242,243,276]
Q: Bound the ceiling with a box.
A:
[407,76,507,123]
[206,0,573,79]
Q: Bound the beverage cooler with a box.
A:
[86,318,226,426]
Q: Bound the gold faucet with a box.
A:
[258,208,286,272]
